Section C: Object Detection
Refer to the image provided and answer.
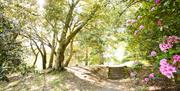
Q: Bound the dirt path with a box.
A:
[0,66,160,91]
[65,66,141,91]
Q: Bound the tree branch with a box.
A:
[65,5,99,46]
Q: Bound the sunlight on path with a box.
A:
[65,66,137,91]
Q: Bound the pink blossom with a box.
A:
[157,19,162,26]
[155,0,160,5]
[139,25,144,30]
[160,59,168,66]
[126,20,132,23]
[164,72,174,79]
[159,60,176,79]
[167,66,176,73]
[150,51,157,57]
[166,36,180,44]
[144,78,149,82]
[159,43,173,52]
[173,55,180,64]
[134,30,139,35]
[149,73,155,79]
[131,19,137,23]
[150,7,155,11]
[126,19,137,24]
[137,16,142,19]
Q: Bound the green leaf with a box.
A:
[0,29,2,32]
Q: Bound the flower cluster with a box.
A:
[150,51,157,57]
[157,36,180,79]
[159,59,176,78]
[159,43,173,52]
[155,0,160,5]
[139,25,144,30]
[126,19,137,24]
[173,55,180,64]
[144,73,155,82]
[165,36,180,44]
[159,36,180,52]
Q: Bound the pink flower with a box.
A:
[150,51,157,57]
[150,7,155,11]
[131,19,137,23]
[134,30,139,35]
[137,16,142,19]
[167,66,176,73]
[144,78,149,82]
[173,55,180,64]
[164,72,174,79]
[160,59,168,66]
[166,36,180,44]
[126,20,132,23]
[159,43,173,52]
[155,0,160,5]
[159,60,176,79]
[149,73,155,79]
[139,25,144,30]
[157,19,162,26]
[126,19,137,24]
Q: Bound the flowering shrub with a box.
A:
[144,35,180,81]
[157,36,180,79]
[125,0,180,83]
[143,35,180,83]
[126,0,180,64]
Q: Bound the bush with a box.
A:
[0,13,23,81]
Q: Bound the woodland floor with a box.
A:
[0,66,177,91]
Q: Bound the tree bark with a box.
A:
[32,52,39,67]
[64,39,73,67]
[30,41,39,67]
[42,43,47,69]
[33,39,46,69]
[48,32,56,68]
[54,42,66,70]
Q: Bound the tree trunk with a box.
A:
[54,42,66,70]
[30,41,39,67]
[48,32,56,68]
[48,48,55,68]
[42,43,47,69]
[64,40,73,67]
[32,52,39,67]
[31,39,46,69]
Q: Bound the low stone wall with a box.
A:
[108,66,129,79]
[86,65,130,79]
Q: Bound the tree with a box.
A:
[44,0,103,70]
